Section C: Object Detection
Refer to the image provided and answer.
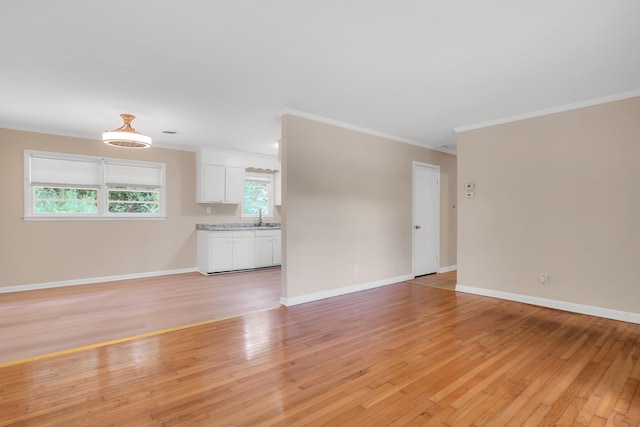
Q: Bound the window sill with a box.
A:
[23,216,167,221]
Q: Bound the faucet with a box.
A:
[256,208,263,227]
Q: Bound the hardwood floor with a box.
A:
[407,270,457,290]
[0,268,281,365]
[1,272,640,426]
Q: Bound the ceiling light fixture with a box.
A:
[102,114,152,148]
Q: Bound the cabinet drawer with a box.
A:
[232,230,255,238]
[255,229,281,237]
[209,231,233,239]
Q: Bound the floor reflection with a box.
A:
[242,311,275,361]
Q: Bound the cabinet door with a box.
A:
[272,235,282,265]
[209,236,233,272]
[203,164,225,203]
[232,236,254,270]
[225,167,245,204]
[254,236,273,268]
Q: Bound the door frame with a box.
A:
[412,161,440,277]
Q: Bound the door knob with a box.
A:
[415,225,421,229]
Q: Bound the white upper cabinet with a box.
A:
[201,164,224,203]
[224,166,245,204]
[196,147,280,205]
[197,164,245,204]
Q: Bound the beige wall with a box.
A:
[457,96,640,314]
[282,115,457,299]
[0,128,278,288]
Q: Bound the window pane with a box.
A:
[108,187,159,214]
[243,176,272,216]
[109,190,159,202]
[245,180,269,196]
[244,196,269,215]
[35,200,98,213]
[33,186,98,213]
[108,202,159,213]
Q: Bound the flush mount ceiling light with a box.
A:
[102,114,152,148]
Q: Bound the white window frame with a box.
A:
[241,172,274,220]
[24,150,166,221]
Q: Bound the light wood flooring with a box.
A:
[2,271,640,426]
[408,270,457,291]
[0,268,281,365]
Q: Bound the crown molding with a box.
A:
[431,144,457,155]
[279,108,452,154]
[279,108,421,146]
[453,89,640,133]
[151,142,198,152]
[0,124,198,152]
[197,145,279,160]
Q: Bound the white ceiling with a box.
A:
[1,1,639,156]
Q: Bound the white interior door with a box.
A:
[413,162,440,276]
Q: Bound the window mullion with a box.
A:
[98,160,107,215]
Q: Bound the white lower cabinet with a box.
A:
[232,231,255,270]
[209,233,233,272]
[272,234,282,265]
[197,229,281,274]
[254,230,282,268]
[254,236,274,268]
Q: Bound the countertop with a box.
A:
[196,223,281,231]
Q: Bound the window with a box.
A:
[104,160,163,215]
[34,187,99,214]
[107,188,159,214]
[24,150,166,220]
[242,172,273,218]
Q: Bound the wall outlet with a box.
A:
[464,183,475,191]
[353,264,360,274]
[465,192,474,198]
[538,274,549,285]
[206,206,212,214]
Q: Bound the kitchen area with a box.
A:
[194,147,282,275]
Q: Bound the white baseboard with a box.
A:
[280,274,413,306]
[456,284,640,325]
[0,268,198,294]
[438,265,457,273]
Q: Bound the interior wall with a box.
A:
[0,128,269,288]
[281,115,457,300]
[457,96,640,314]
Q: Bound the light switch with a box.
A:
[464,183,475,191]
